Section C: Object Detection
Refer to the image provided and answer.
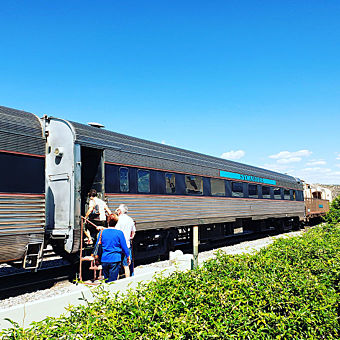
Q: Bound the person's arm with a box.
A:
[85,206,94,219]
[115,217,122,230]
[92,231,102,251]
[104,205,112,215]
[130,221,136,239]
[118,231,131,265]
[85,200,95,219]
[95,233,100,247]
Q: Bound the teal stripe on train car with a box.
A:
[219,170,276,185]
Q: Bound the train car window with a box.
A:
[284,189,290,200]
[185,175,203,195]
[119,167,129,192]
[248,184,258,198]
[0,153,45,193]
[299,190,304,201]
[225,180,232,197]
[232,182,244,197]
[296,190,301,201]
[165,173,176,193]
[137,169,150,193]
[175,174,186,195]
[203,177,211,195]
[262,186,271,199]
[274,187,281,199]
[150,170,163,194]
[211,178,225,196]
[292,190,296,200]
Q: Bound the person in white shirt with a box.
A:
[115,204,136,277]
[84,189,111,244]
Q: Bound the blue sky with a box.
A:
[1,1,339,184]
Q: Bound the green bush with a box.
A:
[324,195,340,225]
[1,225,339,339]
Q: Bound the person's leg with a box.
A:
[107,262,121,282]
[128,247,134,277]
[97,220,106,228]
[123,265,130,278]
[102,262,110,281]
[86,219,104,244]
[122,251,131,278]
[129,263,134,277]
[84,228,93,244]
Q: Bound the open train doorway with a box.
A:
[80,147,104,217]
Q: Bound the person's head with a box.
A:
[107,213,119,227]
[89,189,97,198]
[115,204,128,215]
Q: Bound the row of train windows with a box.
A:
[118,167,299,200]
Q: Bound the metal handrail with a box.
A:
[81,216,100,228]
[79,216,99,282]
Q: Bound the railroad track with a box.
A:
[0,234,257,299]
[0,261,77,299]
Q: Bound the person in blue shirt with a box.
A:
[96,214,131,282]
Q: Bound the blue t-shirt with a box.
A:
[96,228,130,263]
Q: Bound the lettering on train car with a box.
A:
[219,170,276,185]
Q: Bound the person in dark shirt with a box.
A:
[96,215,131,282]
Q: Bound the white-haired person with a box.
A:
[115,204,136,277]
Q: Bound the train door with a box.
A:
[44,117,79,254]
[80,146,104,217]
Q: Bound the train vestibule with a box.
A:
[43,116,106,255]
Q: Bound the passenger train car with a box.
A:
[303,182,331,221]
[0,106,305,269]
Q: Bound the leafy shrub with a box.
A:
[324,195,340,225]
[1,225,339,339]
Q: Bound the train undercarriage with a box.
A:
[4,215,306,271]
[132,216,301,264]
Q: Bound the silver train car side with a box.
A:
[0,106,305,268]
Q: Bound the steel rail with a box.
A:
[0,262,76,299]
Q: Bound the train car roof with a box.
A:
[0,106,45,156]
[69,120,301,189]
[0,106,301,188]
